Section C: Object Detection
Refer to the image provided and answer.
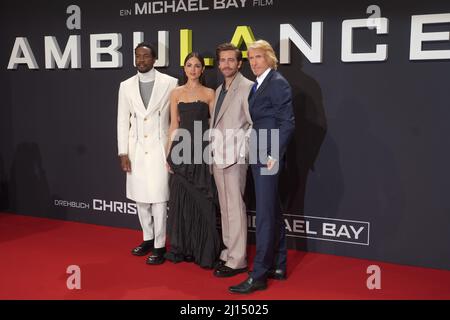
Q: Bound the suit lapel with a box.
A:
[211,84,222,127]
[132,75,148,115]
[249,69,274,109]
[145,70,169,115]
[214,72,242,127]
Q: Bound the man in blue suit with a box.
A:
[229,40,295,294]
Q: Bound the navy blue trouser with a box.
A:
[249,162,287,281]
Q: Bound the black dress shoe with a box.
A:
[146,254,165,265]
[267,268,287,280]
[131,241,153,256]
[214,260,226,270]
[229,277,267,294]
[184,255,194,263]
[214,265,248,278]
[146,247,166,265]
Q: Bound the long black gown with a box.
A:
[165,101,221,269]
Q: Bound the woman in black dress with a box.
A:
[165,52,221,269]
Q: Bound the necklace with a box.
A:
[184,80,202,91]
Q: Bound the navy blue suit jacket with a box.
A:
[249,69,295,163]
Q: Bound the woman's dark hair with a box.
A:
[182,51,205,85]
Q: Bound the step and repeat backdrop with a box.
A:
[1,0,449,270]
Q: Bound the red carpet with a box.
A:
[0,212,449,300]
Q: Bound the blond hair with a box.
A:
[248,39,278,70]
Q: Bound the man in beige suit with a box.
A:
[210,43,253,277]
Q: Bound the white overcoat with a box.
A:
[117,70,178,203]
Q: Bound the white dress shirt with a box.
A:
[255,68,272,90]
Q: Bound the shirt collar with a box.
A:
[256,68,271,87]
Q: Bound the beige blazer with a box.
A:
[210,72,253,169]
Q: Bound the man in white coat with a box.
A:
[117,43,178,265]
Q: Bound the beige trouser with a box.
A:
[213,163,248,269]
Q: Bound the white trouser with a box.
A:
[136,202,167,249]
